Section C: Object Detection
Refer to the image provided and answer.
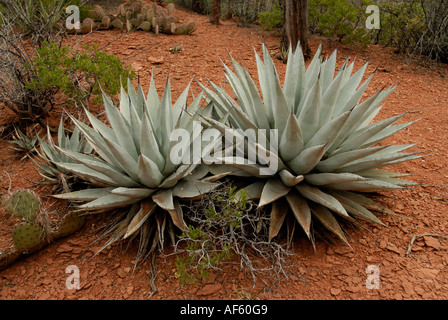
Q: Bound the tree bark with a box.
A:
[282,0,311,59]
[210,0,221,25]
[191,0,204,14]
[226,0,232,20]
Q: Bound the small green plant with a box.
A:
[372,0,448,62]
[258,5,283,31]
[175,187,246,286]
[70,0,92,21]
[9,127,38,155]
[174,185,290,290]
[169,43,183,53]
[27,42,135,105]
[175,225,233,285]
[204,186,247,229]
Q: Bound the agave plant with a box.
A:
[34,117,94,191]
[48,77,220,255]
[9,127,38,155]
[201,44,421,245]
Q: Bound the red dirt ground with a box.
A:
[1,1,448,300]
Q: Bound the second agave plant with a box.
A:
[49,76,220,255]
[201,44,421,246]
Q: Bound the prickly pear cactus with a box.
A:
[54,212,86,238]
[2,190,40,223]
[74,1,196,35]
[0,190,86,270]
[12,223,43,252]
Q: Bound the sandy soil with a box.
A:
[1,1,448,300]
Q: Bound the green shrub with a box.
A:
[373,1,424,51]
[374,0,447,62]
[175,186,245,285]
[258,5,283,30]
[174,183,292,288]
[175,225,233,285]
[26,42,135,105]
[70,0,92,21]
[309,0,372,45]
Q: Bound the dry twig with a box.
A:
[405,232,448,257]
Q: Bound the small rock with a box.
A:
[424,236,443,250]
[416,268,440,280]
[57,244,73,253]
[334,246,353,255]
[127,286,134,295]
[38,292,51,300]
[131,62,144,72]
[346,285,360,293]
[386,243,404,255]
[117,268,127,278]
[196,283,222,296]
[98,268,108,277]
[148,56,164,65]
[330,287,341,296]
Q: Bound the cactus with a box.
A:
[138,21,152,32]
[12,223,43,252]
[54,212,86,238]
[167,3,175,15]
[3,190,40,223]
[109,1,196,35]
[111,18,124,30]
[174,22,196,35]
[1,190,86,270]
[80,18,98,33]
[100,16,111,29]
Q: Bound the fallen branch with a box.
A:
[405,232,448,257]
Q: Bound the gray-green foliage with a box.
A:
[258,5,283,31]
[0,0,68,45]
[308,0,372,46]
[35,117,93,191]
[201,43,420,245]
[40,43,419,260]
[50,77,221,256]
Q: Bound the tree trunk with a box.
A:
[226,0,232,20]
[191,0,204,14]
[282,0,310,59]
[210,0,221,24]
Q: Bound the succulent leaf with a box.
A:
[204,43,419,243]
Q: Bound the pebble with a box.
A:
[330,287,341,296]
[196,283,222,296]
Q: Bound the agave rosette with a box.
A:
[51,76,220,248]
[35,118,94,188]
[201,44,421,245]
